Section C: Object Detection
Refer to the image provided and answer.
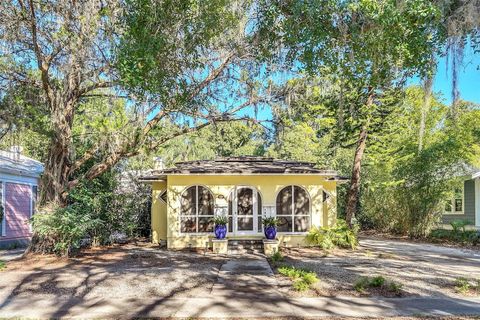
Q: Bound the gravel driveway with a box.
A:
[0,243,226,307]
[276,237,480,298]
[0,239,479,318]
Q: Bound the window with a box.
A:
[180,186,214,233]
[444,187,463,214]
[276,185,310,233]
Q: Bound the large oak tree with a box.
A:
[0,0,263,206]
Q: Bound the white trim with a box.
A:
[275,185,312,233]
[178,185,215,235]
[1,181,37,236]
[443,185,464,215]
[475,178,480,227]
[231,186,261,236]
[0,172,39,185]
[1,181,5,237]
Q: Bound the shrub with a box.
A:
[32,204,103,256]
[353,277,370,292]
[454,277,480,295]
[370,276,386,287]
[293,280,310,291]
[455,277,471,294]
[353,275,402,295]
[306,219,358,250]
[450,220,471,236]
[429,227,479,245]
[387,281,403,294]
[271,250,284,264]
[31,169,152,256]
[0,260,5,271]
[278,265,319,291]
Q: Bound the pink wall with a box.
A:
[4,182,32,240]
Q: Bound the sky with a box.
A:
[250,48,480,123]
[427,47,480,105]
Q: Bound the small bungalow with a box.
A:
[0,147,44,248]
[141,157,346,249]
[441,168,480,229]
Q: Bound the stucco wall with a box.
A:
[151,181,167,244]
[150,174,338,249]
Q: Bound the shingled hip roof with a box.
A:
[140,156,347,181]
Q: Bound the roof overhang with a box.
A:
[139,172,348,183]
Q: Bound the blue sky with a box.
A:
[428,47,480,105]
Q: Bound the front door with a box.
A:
[233,187,259,235]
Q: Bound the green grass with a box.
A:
[0,260,6,271]
[353,275,403,295]
[277,265,319,291]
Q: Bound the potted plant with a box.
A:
[213,216,228,239]
[262,217,279,240]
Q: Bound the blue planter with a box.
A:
[264,226,277,240]
[215,224,227,239]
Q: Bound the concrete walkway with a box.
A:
[211,254,286,303]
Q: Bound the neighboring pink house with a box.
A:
[0,147,43,248]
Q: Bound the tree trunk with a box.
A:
[345,126,368,228]
[345,90,373,228]
[418,74,433,152]
[40,142,72,206]
[39,102,74,207]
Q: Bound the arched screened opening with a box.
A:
[180,185,214,233]
[276,185,310,232]
[228,187,263,234]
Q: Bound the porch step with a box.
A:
[227,239,264,254]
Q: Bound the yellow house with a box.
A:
[141,157,345,249]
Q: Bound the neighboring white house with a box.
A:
[0,147,44,248]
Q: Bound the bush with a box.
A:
[454,277,480,295]
[353,275,402,295]
[32,204,103,256]
[429,227,479,245]
[293,280,310,291]
[0,260,5,271]
[455,277,471,294]
[271,250,284,264]
[278,265,319,291]
[306,219,358,250]
[370,276,386,287]
[31,169,152,256]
